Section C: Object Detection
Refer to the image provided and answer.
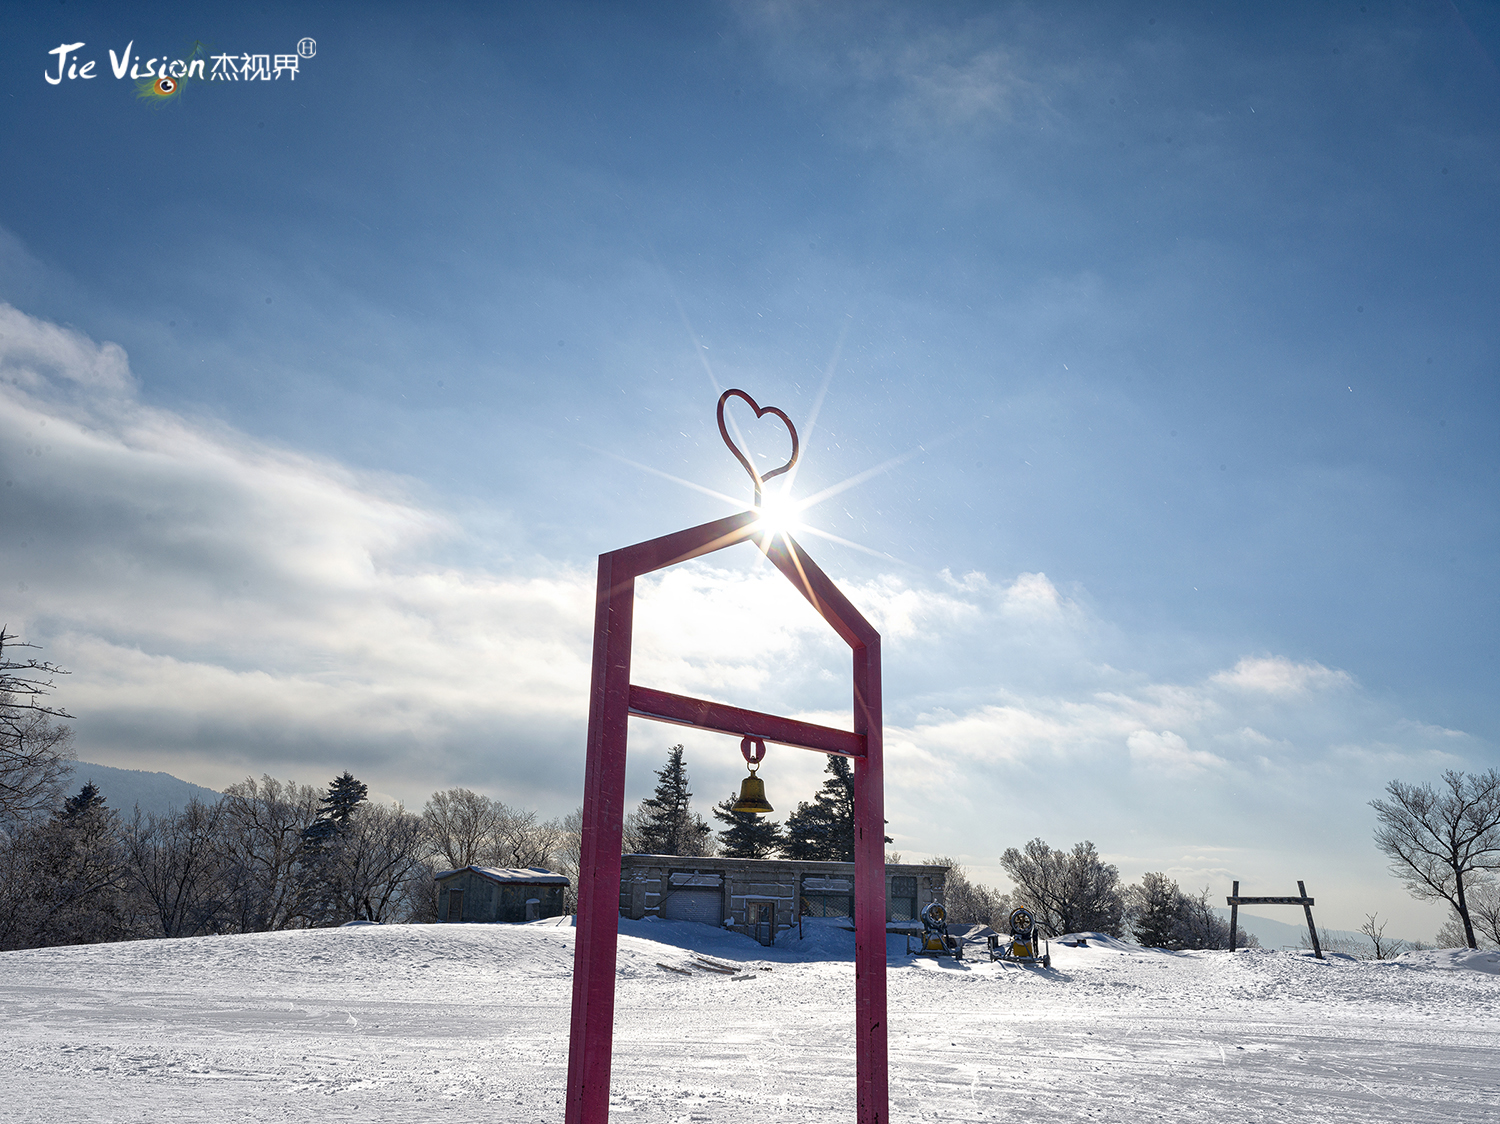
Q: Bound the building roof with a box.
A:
[435,865,570,885]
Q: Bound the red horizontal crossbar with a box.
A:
[627,684,865,758]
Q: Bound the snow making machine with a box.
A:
[988,907,1051,968]
[908,901,964,960]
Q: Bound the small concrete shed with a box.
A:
[436,866,569,924]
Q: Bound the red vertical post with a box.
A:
[565,556,635,1124]
[851,637,887,1124]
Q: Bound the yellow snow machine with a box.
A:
[988,907,1051,968]
[908,901,964,960]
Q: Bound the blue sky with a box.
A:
[2,2,1497,937]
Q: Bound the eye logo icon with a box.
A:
[297,38,316,58]
[154,76,176,96]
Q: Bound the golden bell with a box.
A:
[730,772,774,815]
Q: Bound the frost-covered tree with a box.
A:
[328,802,430,923]
[999,838,1124,937]
[1124,871,1182,948]
[422,787,500,869]
[1371,769,1500,949]
[712,794,783,859]
[636,745,712,857]
[553,806,582,913]
[219,775,322,932]
[1122,873,1255,950]
[925,856,1008,927]
[1466,879,1500,947]
[420,787,566,872]
[1173,885,1257,950]
[486,804,565,870]
[122,797,229,938]
[1,782,130,949]
[1435,878,1500,949]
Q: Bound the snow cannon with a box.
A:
[909,900,963,959]
[988,907,1050,968]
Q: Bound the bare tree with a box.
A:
[1359,912,1406,960]
[219,775,322,932]
[621,808,646,855]
[422,788,502,869]
[553,806,582,913]
[1466,879,1500,947]
[487,804,566,869]
[309,801,430,924]
[420,788,569,873]
[1371,770,1500,949]
[122,798,230,938]
[0,628,76,826]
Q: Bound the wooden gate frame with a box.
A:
[1227,880,1322,958]
[564,508,888,1124]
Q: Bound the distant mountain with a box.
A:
[1214,907,1415,952]
[60,762,221,819]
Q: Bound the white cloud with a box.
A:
[1211,655,1353,696]
[1125,729,1225,772]
[0,302,135,395]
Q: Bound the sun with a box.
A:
[753,487,803,538]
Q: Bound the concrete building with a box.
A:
[436,866,569,923]
[619,855,948,946]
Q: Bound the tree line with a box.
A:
[0,768,583,952]
[7,630,1497,952]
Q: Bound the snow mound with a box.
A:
[1394,947,1500,974]
[1052,931,1140,952]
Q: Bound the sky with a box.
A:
[1,1,1497,939]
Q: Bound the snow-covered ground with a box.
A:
[2,918,1496,1122]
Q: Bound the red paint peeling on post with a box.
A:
[565,503,887,1124]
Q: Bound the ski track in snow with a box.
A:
[1,919,1496,1122]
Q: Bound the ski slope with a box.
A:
[1,918,1495,1122]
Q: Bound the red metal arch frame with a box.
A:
[565,508,887,1124]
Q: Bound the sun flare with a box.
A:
[753,489,803,538]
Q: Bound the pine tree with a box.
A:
[636,745,712,856]
[782,756,891,862]
[297,772,370,925]
[319,772,368,825]
[783,756,855,861]
[61,781,106,819]
[712,794,783,859]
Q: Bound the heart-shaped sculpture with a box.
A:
[716,388,799,504]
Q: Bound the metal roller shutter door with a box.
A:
[661,888,723,924]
